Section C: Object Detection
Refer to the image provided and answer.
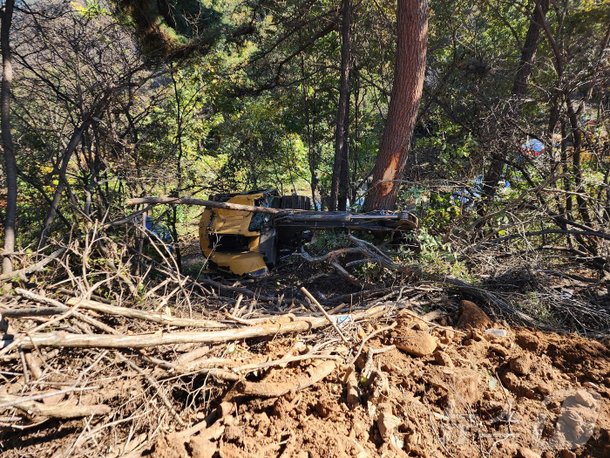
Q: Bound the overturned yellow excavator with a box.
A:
[198,189,417,277]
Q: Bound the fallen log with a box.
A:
[3,306,385,350]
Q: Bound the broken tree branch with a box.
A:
[301,287,350,344]
[66,297,227,330]
[15,289,227,329]
[0,393,110,419]
[236,360,336,398]
[0,248,66,282]
[127,196,281,214]
[4,306,385,350]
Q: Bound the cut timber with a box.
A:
[4,306,385,350]
[237,360,336,397]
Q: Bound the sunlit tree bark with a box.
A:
[364,0,428,211]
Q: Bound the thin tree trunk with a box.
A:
[338,104,350,210]
[566,97,593,228]
[330,0,352,211]
[351,66,360,205]
[537,3,594,246]
[169,65,183,271]
[512,0,549,96]
[364,0,428,211]
[39,119,94,247]
[1,0,16,275]
[39,89,112,247]
[482,0,549,203]
[586,23,610,100]
[301,56,319,208]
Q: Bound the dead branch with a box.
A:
[1,306,65,317]
[66,297,227,329]
[0,247,65,282]
[4,306,386,350]
[0,393,110,419]
[301,287,350,344]
[194,276,281,303]
[236,360,336,398]
[297,247,362,263]
[330,261,360,285]
[347,234,412,274]
[439,276,545,327]
[127,196,281,214]
[12,288,122,334]
[15,289,226,329]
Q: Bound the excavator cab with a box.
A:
[198,190,311,276]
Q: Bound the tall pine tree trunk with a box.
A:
[1,0,16,275]
[364,0,428,211]
[330,0,352,211]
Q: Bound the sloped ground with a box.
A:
[149,303,610,458]
[1,237,609,458]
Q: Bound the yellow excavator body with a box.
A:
[198,191,270,276]
[198,189,417,277]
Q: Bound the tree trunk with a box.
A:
[482,0,549,203]
[566,97,593,228]
[1,0,16,275]
[330,0,352,211]
[364,0,428,211]
[39,119,94,247]
[337,108,350,210]
[512,0,550,96]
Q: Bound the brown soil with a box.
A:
[148,306,610,458]
[2,282,608,458]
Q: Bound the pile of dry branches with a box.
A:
[1,219,608,456]
[0,227,408,456]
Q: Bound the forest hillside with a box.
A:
[0,1,609,457]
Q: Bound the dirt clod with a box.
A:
[433,350,454,367]
[395,330,437,357]
[457,300,492,330]
[4,294,610,458]
[558,450,577,458]
[516,448,541,458]
[376,403,401,440]
[510,354,533,375]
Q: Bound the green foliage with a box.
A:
[6,0,610,270]
[305,231,351,256]
[214,96,310,192]
[72,0,111,18]
[402,228,472,280]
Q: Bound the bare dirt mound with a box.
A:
[150,306,609,458]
